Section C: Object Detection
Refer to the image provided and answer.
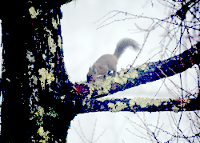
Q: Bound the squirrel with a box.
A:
[87,38,139,82]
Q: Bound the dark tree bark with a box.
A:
[1,1,79,143]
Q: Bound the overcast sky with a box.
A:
[60,0,196,99]
[61,1,198,143]
[0,0,199,142]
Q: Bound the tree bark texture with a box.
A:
[1,1,77,142]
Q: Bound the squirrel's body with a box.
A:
[87,38,139,82]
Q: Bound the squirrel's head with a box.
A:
[87,67,97,82]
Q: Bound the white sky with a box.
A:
[61,1,198,143]
[61,0,197,99]
[0,0,199,142]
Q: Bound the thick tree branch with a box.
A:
[81,97,199,113]
[75,41,199,100]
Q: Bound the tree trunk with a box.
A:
[1,1,77,142]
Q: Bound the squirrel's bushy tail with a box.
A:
[114,38,139,59]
